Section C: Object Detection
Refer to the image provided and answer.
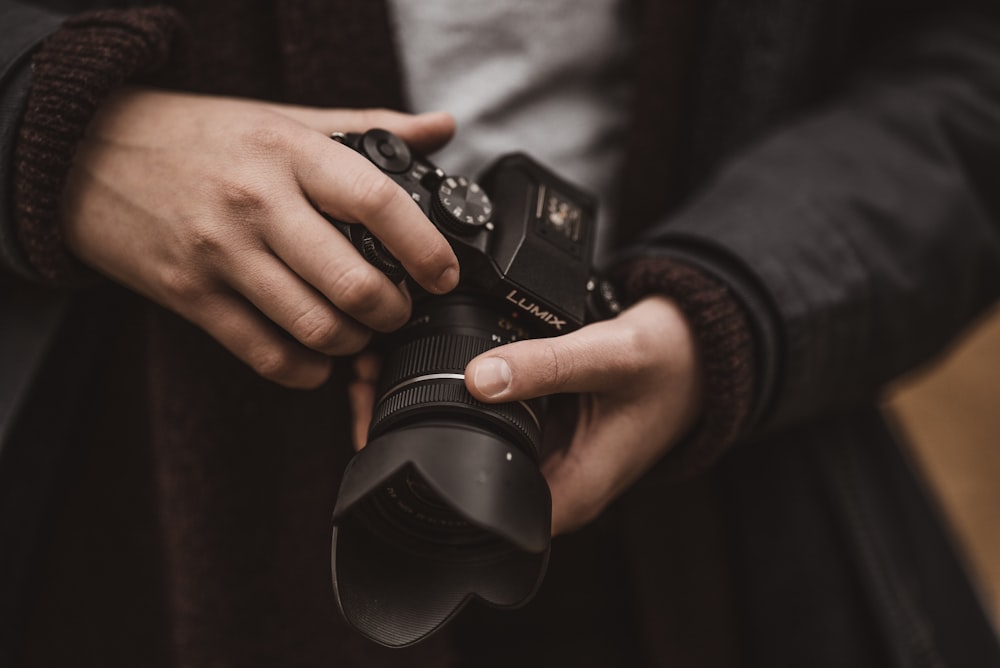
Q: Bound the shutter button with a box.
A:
[361,128,412,173]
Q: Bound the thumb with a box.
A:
[268,104,456,153]
[465,322,628,403]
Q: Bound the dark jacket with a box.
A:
[1,0,999,666]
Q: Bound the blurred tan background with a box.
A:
[883,306,1000,628]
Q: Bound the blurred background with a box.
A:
[884,306,1000,630]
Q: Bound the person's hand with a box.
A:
[60,87,459,388]
[464,296,703,535]
[348,296,704,535]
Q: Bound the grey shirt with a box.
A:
[388,0,635,260]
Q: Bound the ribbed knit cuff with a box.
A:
[614,255,755,478]
[14,7,184,285]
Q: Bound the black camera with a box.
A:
[328,129,620,647]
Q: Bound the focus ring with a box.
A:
[371,379,541,458]
[377,334,497,395]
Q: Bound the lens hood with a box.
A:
[331,423,551,647]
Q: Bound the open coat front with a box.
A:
[1,0,999,666]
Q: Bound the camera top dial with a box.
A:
[432,176,494,236]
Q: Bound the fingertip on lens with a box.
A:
[469,357,512,399]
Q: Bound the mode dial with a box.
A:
[432,176,493,235]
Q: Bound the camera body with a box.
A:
[329,128,618,336]
[328,129,619,648]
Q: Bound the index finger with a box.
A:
[295,135,459,294]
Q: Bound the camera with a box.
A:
[327,129,620,647]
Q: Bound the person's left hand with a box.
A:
[350,296,703,536]
[463,296,702,535]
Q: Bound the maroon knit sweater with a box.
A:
[12,2,752,666]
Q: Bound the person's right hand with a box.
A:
[59,88,459,388]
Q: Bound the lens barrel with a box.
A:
[331,292,552,647]
[371,295,543,460]
[328,131,600,648]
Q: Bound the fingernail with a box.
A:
[435,265,459,293]
[473,358,512,398]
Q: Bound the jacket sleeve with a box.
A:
[0,1,67,280]
[0,1,184,285]
[620,9,1000,440]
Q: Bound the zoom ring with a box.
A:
[377,334,498,396]
[371,379,541,459]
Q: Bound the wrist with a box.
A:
[614,255,755,477]
[14,7,185,285]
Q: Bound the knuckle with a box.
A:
[215,174,272,218]
[291,305,343,352]
[249,343,296,381]
[541,342,573,392]
[159,265,207,304]
[327,262,385,314]
[185,220,229,258]
[217,122,290,217]
[615,323,653,376]
[350,170,400,220]
[410,237,454,275]
[238,121,292,157]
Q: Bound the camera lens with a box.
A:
[331,291,553,647]
[369,294,543,460]
[354,465,516,563]
[328,130,600,648]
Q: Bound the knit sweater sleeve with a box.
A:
[612,254,757,479]
[12,6,184,285]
